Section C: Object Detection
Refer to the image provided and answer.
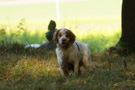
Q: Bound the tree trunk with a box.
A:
[119,0,135,51]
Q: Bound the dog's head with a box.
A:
[53,28,75,49]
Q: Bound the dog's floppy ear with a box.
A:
[67,30,75,44]
[53,30,60,43]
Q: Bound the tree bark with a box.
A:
[119,0,135,51]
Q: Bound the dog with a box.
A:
[53,28,91,77]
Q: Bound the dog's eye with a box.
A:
[66,35,69,37]
[59,34,62,37]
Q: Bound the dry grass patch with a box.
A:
[0,47,135,89]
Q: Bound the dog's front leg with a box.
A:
[59,67,68,77]
[74,61,79,75]
[56,54,66,77]
[59,62,69,77]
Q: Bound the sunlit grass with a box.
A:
[0,19,121,53]
[0,0,122,23]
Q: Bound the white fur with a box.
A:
[56,41,91,76]
[54,28,91,77]
[59,28,70,44]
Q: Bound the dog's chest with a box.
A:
[56,46,81,63]
[62,49,80,63]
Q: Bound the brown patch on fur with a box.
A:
[53,30,60,43]
[66,30,75,44]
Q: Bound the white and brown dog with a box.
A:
[53,28,91,77]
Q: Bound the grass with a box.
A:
[0,44,135,90]
[0,0,122,23]
[0,19,121,53]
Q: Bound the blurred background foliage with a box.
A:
[0,0,122,53]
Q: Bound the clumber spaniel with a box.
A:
[53,28,91,77]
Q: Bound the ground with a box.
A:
[0,0,133,89]
[0,44,135,89]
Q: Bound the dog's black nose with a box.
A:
[62,38,66,43]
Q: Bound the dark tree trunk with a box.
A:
[119,0,135,51]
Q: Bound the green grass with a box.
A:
[60,0,122,20]
[0,0,122,23]
[0,19,121,53]
[2,20,121,53]
[0,45,135,90]
[0,3,56,23]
